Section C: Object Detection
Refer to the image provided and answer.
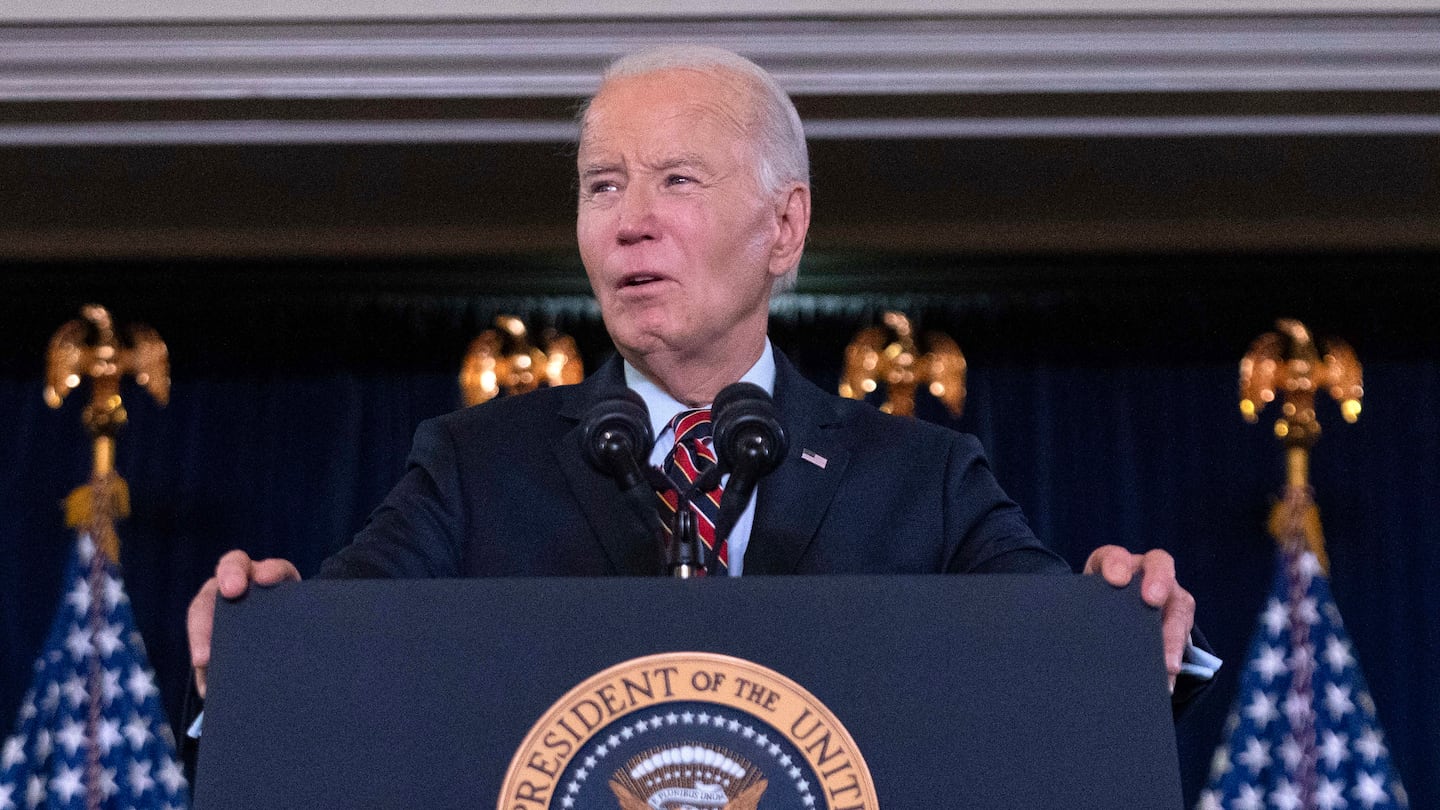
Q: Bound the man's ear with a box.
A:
[768,184,811,278]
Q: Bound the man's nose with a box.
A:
[615,184,658,245]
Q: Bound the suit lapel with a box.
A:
[552,357,663,575]
[551,350,851,575]
[746,351,851,575]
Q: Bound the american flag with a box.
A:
[1,534,188,810]
[1198,491,1408,810]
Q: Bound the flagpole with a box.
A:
[45,304,170,564]
[47,306,171,807]
[1285,446,1307,490]
[1240,318,1362,575]
[1199,318,1407,810]
[3,304,188,810]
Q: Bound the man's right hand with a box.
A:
[187,549,301,698]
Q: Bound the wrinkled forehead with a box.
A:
[578,68,760,159]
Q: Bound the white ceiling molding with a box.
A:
[6,0,1440,24]
[2,14,1439,102]
[0,119,581,146]
[5,113,1440,147]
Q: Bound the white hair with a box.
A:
[580,45,810,292]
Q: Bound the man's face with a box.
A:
[576,69,796,368]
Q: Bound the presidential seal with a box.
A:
[609,744,766,809]
[499,653,878,810]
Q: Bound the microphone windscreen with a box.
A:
[712,381,767,414]
[580,388,653,475]
[711,382,787,474]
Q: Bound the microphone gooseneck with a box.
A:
[579,384,789,579]
[671,508,703,579]
[579,389,671,573]
[710,382,789,565]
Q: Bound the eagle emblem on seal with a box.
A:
[608,744,767,810]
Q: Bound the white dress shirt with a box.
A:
[623,340,775,576]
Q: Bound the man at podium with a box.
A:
[187,46,1215,705]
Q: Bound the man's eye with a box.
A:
[666,175,694,186]
[588,180,618,194]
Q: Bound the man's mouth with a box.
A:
[619,273,666,288]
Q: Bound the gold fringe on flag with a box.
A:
[63,473,131,565]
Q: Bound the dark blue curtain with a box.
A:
[3,260,1436,807]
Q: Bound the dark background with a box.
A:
[2,251,1436,807]
[3,19,1439,801]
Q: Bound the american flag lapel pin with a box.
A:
[800,449,828,469]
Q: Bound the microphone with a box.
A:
[580,389,653,490]
[710,382,788,563]
[580,390,672,572]
[671,509,703,579]
[713,382,788,480]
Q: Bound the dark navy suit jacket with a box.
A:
[176,350,1202,769]
[320,350,1067,579]
[300,350,1209,716]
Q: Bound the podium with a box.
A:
[194,575,1182,808]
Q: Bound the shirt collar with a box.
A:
[623,340,777,440]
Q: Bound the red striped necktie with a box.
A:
[657,408,727,573]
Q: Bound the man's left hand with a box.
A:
[1083,545,1196,692]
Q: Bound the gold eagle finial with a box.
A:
[1240,318,1362,574]
[1240,318,1362,447]
[44,304,170,562]
[459,315,584,407]
[840,311,966,418]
